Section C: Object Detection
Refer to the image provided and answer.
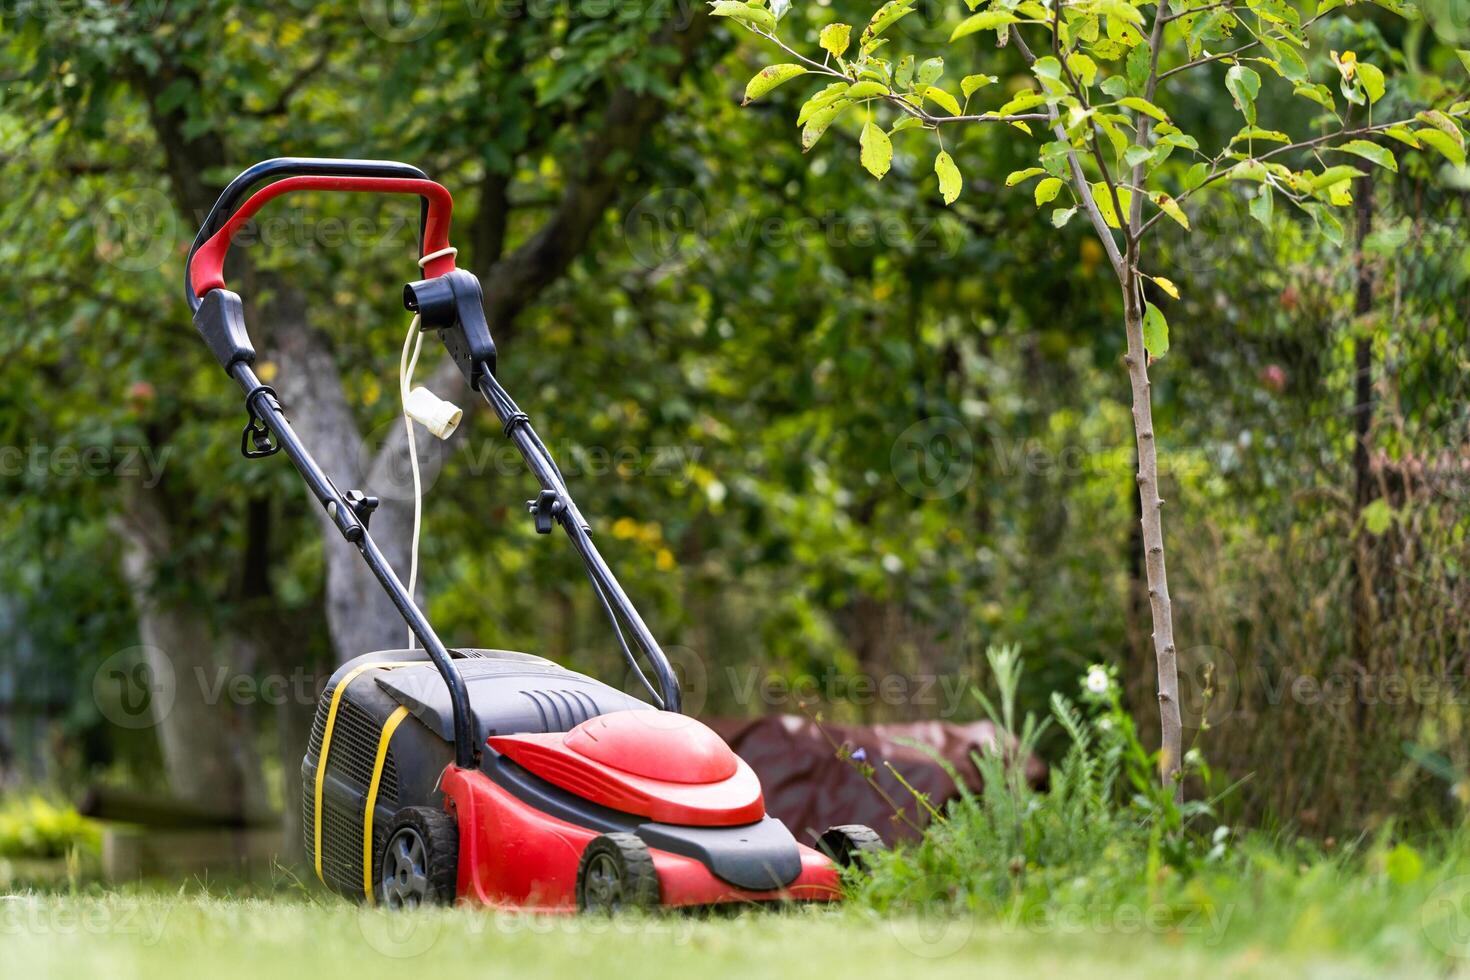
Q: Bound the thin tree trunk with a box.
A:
[1121,281,1183,789]
[1350,174,1376,674]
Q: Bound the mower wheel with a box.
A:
[577,832,660,914]
[377,806,459,909]
[816,824,884,869]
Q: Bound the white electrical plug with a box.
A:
[403,386,463,440]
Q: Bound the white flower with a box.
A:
[1085,667,1110,695]
[1185,748,1204,768]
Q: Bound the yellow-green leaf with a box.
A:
[935,150,962,204]
[862,1,914,44]
[997,91,1048,116]
[1416,128,1467,167]
[801,101,850,150]
[1357,62,1385,104]
[1006,167,1045,186]
[820,23,852,58]
[925,87,962,116]
[951,10,1019,41]
[1034,176,1064,205]
[1119,96,1168,122]
[744,64,807,105]
[961,74,997,98]
[1330,139,1398,173]
[846,80,889,99]
[1143,301,1169,357]
[1149,275,1180,300]
[860,121,893,178]
[709,1,777,32]
[1151,191,1190,229]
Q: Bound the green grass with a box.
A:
[2,892,1466,980]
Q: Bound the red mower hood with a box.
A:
[488,712,765,826]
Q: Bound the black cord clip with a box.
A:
[527,490,562,534]
[240,385,283,459]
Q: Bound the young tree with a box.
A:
[712,0,1470,789]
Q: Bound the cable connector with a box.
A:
[403,386,463,440]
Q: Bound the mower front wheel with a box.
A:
[816,824,884,869]
[577,832,660,914]
[377,806,459,909]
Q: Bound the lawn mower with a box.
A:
[183,157,881,912]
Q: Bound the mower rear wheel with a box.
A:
[577,832,660,914]
[377,806,458,909]
[816,824,884,869]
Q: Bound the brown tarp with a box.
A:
[708,715,1046,845]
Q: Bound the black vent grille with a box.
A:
[303,675,402,894]
[519,687,601,731]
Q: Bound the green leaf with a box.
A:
[1362,498,1393,536]
[1034,176,1064,205]
[1143,302,1169,358]
[890,116,926,133]
[895,56,914,89]
[1067,52,1099,87]
[1249,184,1273,227]
[951,10,1020,41]
[1457,50,1470,76]
[961,74,998,98]
[1309,165,1366,192]
[860,121,893,178]
[1051,207,1077,227]
[1357,62,1385,104]
[1090,182,1131,229]
[1119,96,1168,122]
[916,57,945,87]
[1183,161,1209,190]
[934,150,962,204]
[1231,126,1291,144]
[1150,191,1190,229]
[1005,167,1046,186]
[846,80,889,99]
[1383,124,1420,148]
[797,83,849,125]
[1415,128,1467,167]
[743,64,807,104]
[862,1,915,45]
[1225,65,1261,124]
[709,1,777,32]
[1330,139,1398,173]
[801,101,851,150]
[996,91,1048,115]
[819,23,852,58]
[1124,145,1153,168]
[1293,83,1335,111]
[925,87,962,116]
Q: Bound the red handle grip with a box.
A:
[188,175,457,298]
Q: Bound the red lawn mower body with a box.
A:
[188,160,878,913]
[441,712,841,910]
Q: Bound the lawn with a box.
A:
[4,893,1463,980]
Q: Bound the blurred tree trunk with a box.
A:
[114,479,271,818]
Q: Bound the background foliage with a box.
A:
[0,0,1465,839]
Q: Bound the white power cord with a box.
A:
[398,312,463,649]
[399,247,463,649]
